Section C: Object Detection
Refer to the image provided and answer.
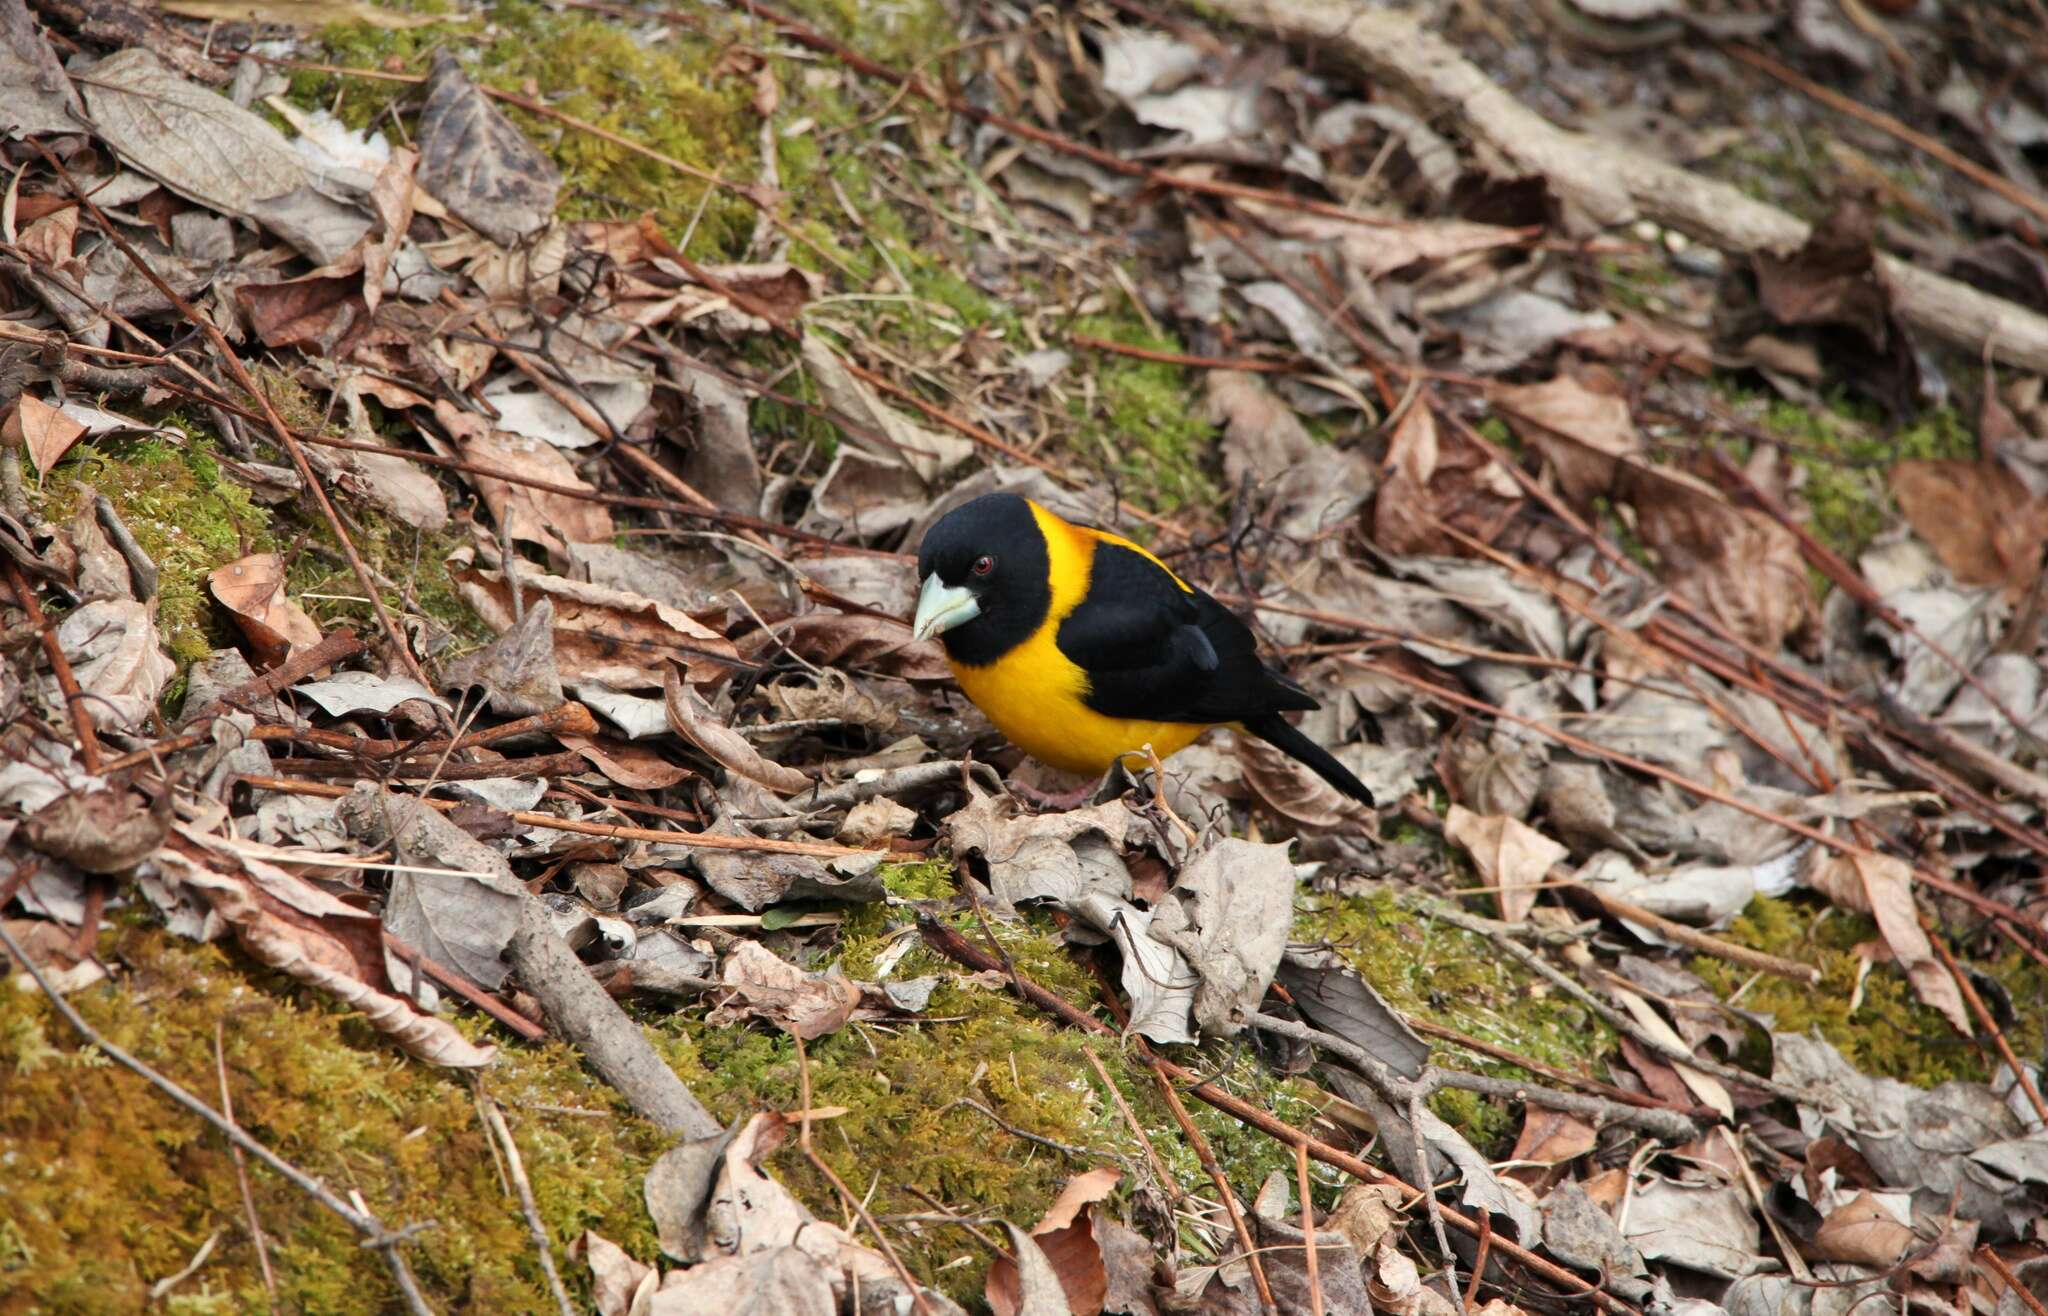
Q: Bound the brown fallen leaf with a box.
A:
[1889,459,2048,597]
[1811,1191,1913,1267]
[1505,1105,1597,1189]
[416,51,561,247]
[986,1167,1120,1316]
[1445,804,1566,924]
[747,612,950,682]
[8,394,88,475]
[435,401,612,550]
[1807,850,1970,1033]
[235,275,362,353]
[439,596,564,717]
[1621,464,1817,655]
[210,552,324,667]
[25,788,169,874]
[160,846,495,1068]
[1238,731,1372,832]
[560,733,689,790]
[454,567,738,689]
[662,665,809,795]
[708,940,861,1041]
[571,1230,653,1316]
[1493,372,1640,505]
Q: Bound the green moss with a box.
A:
[1713,387,1978,564]
[29,434,272,671]
[877,860,958,902]
[1,926,664,1313]
[298,0,758,256]
[1295,888,1615,1154]
[1694,895,2048,1087]
[1068,316,1219,514]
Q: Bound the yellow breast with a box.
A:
[949,503,1211,776]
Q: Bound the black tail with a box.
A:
[1242,713,1375,806]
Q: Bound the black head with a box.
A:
[912,492,1051,666]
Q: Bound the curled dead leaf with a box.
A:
[662,666,809,795]
[210,552,323,667]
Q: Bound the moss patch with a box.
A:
[0,926,665,1314]
[1295,888,1615,1155]
[28,434,272,671]
[1694,895,2048,1087]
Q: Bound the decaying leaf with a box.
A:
[799,336,973,482]
[1445,804,1567,924]
[8,394,87,475]
[440,596,565,717]
[25,787,167,874]
[160,844,494,1067]
[1493,373,1640,504]
[662,666,808,794]
[707,940,860,1041]
[436,400,613,550]
[456,567,739,690]
[986,1168,1119,1316]
[1622,464,1818,655]
[0,0,84,136]
[416,51,561,246]
[210,553,324,667]
[1811,1191,1913,1267]
[1149,838,1295,1036]
[46,597,175,729]
[1806,850,1970,1033]
[1890,459,2048,597]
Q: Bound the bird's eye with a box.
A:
[971,555,995,576]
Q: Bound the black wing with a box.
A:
[1056,542,1316,725]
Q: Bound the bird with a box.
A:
[910,491,1374,805]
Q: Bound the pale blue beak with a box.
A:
[911,574,980,642]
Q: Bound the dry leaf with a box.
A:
[986,1168,1120,1316]
[8,395,87,475]
[1807,850,1970,1033]
[1445,804,1566,924]
[709,940,861,1040]
[1889,459,2048,597]
[744,613,949,682]
[25,788,168,874]
[662,666,809,795]
[416,51,560,246]
[1811,1191,1913,1267]
[160,847,495,1068]
[455,567,738,689]
[435,401,612,550]
[210,552,323,667]
[0,0,85,136]
[1493,373,1640,504]
[1622,465,1817,655]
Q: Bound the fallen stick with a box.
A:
[1202,0,2048,374]
[240,774,883,858]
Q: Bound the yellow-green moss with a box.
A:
[1296,888,1616,1154]
[1694,894,2048,1087]
[27,434,272,672]
[1068,316,1220,514]
[298,0,758,256]
[0,925,665,1313]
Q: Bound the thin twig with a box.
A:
[794,1035,935,1316]
[1144,1050,1277,1314]
[1928,931,2048,1129]
[0,922,438,1314]
[216,1020,277,1301]
[6,560,102,774]
[483,1101,575,1316]
[1981,1249,2048,1316]
[1294,1142,1326,1316]
[1082,1048,1180,1201]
